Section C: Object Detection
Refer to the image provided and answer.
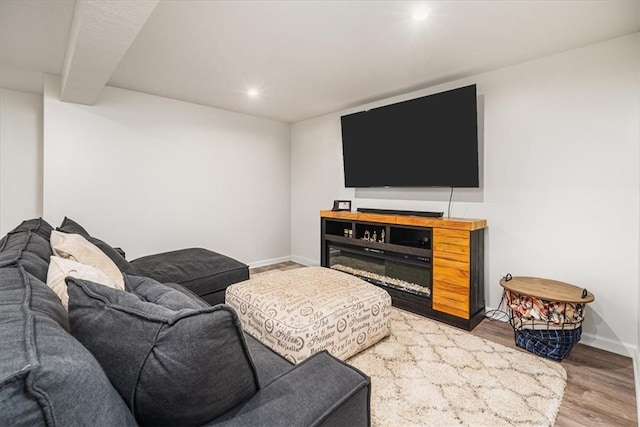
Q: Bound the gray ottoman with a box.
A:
[131,248,249,305]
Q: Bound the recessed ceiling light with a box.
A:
[247,88,260,98]
[411,7,429,22]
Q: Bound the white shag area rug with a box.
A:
[347,308,567,427]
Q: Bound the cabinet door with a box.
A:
[432,228,470,319]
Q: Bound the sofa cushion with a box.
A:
[66,274,260,426]
[0,266,136,427]
[207,351,371,427]
[58,217,137,275]
[131,247,249,305]
[0,229,52,283]
[50,231,124,287]
[47,256,124,310]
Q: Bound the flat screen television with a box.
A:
[340,84,479,188]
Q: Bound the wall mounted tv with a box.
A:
[340,84,479,188]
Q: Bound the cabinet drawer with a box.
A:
[433,236,470,248]
[433,276,469,318]
[433,228,469,239]
[433,257,469,271]
[433,271,470,287]
[433,250,469,263]
[433,242,470,255]
[432,299,469,319]
[433,281,469,301]
[433,228,470,255]
[432,281,469,301]
[433,265,469,281]
[433,251,469,263]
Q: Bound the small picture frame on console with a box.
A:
[332,200,351,211]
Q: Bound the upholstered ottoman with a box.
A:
[225,267,391,363]
[131,248,249,305]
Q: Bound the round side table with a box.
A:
[500,276,594,361]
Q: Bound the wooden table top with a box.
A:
[500,276,595,303]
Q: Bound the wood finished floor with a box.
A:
[250,261,638,426]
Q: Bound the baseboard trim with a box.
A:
[248,255,291,269]
[579,332,635,358]
[290,255,319,266]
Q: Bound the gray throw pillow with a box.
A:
[66,275,259,426]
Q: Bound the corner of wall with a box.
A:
[0,88,45,234]
[291,255,320,267]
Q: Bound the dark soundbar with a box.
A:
[357,208,444,218]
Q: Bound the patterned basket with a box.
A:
[505,290,584,361]
[505,290,585,325]
[515,326,582,361]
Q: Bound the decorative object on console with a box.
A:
[331,200,351,211]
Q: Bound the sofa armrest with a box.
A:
[208,351,370,427]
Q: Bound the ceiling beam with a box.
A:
[60,0,158,105]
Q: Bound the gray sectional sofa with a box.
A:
[0,218,371,426]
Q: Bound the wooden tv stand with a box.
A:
[320,210,487,330]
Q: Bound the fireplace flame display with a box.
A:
[331,264,431,297]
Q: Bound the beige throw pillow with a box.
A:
[46,256,125,310]
[50,230,125,288]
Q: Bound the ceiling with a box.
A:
[1,0,638,123]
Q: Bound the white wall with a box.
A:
[291,33,640,355]
[0,88,43,235]
[43,75,291,266]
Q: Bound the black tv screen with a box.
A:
[341,84,479,188]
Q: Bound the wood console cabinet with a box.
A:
[320,210,487,330]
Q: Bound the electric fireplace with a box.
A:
[327,243,431,300]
